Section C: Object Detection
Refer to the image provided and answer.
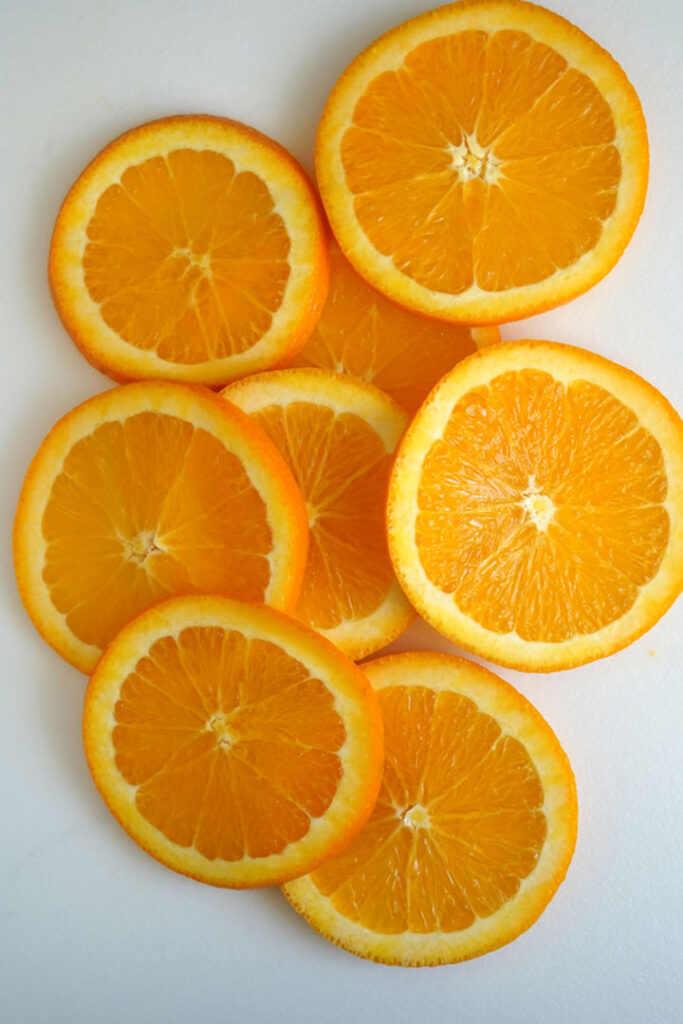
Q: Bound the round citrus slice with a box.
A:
[223,368,413,658]
[14,381,308,673]
[387,341,683,672]
[316,0,648,324]
[49,115,329,386]
[83,595,383,887]
[284,650,577,965]
[290,241,500,413]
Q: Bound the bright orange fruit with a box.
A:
[83,596,384,887]
[223,368,413,658]
[14,381,308,672]
[316,0,648,324]
[290,242,500,413]
[284,651,577,965]
[388,341,683,671]
[49,115,329,386]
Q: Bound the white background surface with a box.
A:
[2,0,682,1021]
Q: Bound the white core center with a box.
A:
[123,531,160,564]
[448,136,500,184]
[208,712,234,749]
[400,804,430,830]
[521,479,556,532]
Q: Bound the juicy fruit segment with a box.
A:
[416,369,669,641]
[83,596,384,887]
[85,149,291,363]
[114,628,345,860]
[291,243,500,412]
[345,29,620,296]
[224,370,413,658]
[14,382,307,672]
[284,651,577,965]
[311,685,546,932]
[43,413,272,651]
[250,402,395,631]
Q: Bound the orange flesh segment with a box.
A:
[416,369,669,641]
[112,626,345,860]
[84,149,291,362]
[343,30,620,294]
[291,244,480,413]
[42,413,272,649]
[248,402,396,631]
[310,685,546,932]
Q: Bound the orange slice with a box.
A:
[14,381,308,673]
[49,115,329,386]
[83,595,383,887]
[284,651,577,965]
[223,368,413,658]
[290,241,500,413]
[387,341,683,671]
[316,0,648,323]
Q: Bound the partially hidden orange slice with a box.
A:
[49,115,329,386]
[290,241,500,413]
[83,596,384,887]
[14,381,308,672]
[316,0,648,323]
[223,368,413,658]
[388,341,683,671]
[284,651,577,965]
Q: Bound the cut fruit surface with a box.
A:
[83,596,383,887]
[284,651,577,965]
[223,368,413,658]
[290,242,500,413]
[316,0,648,323]
[49,115,329,386]
[387,341,683,671]
[14,381,308,672]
